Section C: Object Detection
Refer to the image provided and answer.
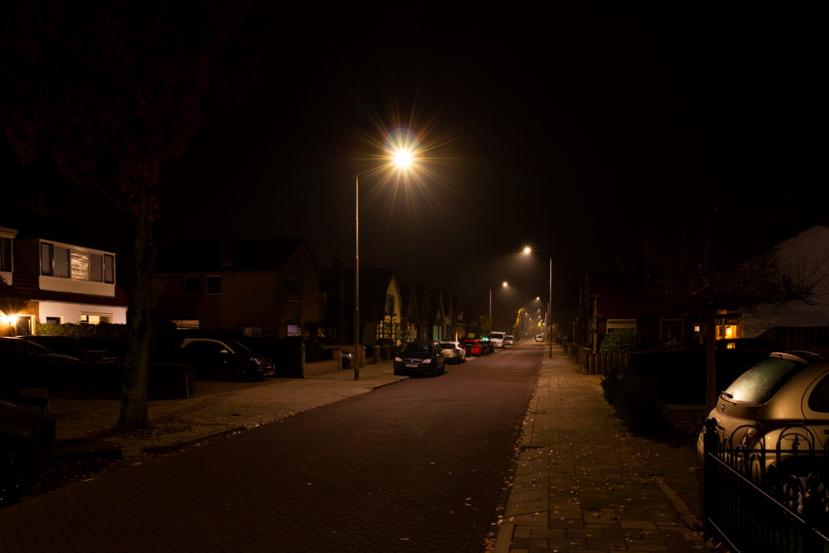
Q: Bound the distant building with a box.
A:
[152,238,320,337]
[0,225,127,335]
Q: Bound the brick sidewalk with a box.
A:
[50,361,403,456]
[494,347,707,553]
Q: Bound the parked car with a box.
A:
[480,338,493,354]
[462,338,483,356]
[19,335,122,364]
[504,335,515,346]
[697,350,829,507]
[179,337,275,380]
[535,334,545,343]
[394,343,446,376]
[0,337,81,365]
[438,341,466,364]
[0,394,55,505]
[489,331,505,349]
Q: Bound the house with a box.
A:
[740,225,829,346]
[578,272,691,351]
[152,238,320,337]
[0,225,127,336]
[320,269,403,346]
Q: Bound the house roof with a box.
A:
[154,238,315,273]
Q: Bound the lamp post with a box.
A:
[488,280,509,334]
[523,246,553,359]
[353,143,416,380]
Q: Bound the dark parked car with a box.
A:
[393,343,446,376]
[0,394,55,505]
[19,335,123,364]
[179,337,275,380]
[0,337,81,365]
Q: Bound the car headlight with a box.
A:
[394,356,402,362]
[422,358,432,364]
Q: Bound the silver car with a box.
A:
[698,351,829,496]
[438,341,466,364]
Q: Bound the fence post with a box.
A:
[701,418,719,538]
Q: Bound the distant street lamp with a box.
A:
[354,141,417,380]
[522,246,553,359]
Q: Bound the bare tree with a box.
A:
[0,1,247,429]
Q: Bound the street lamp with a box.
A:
[353,143,417,380]
[522,246,553,359]
[489,281,509,334]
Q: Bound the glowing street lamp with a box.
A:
[353,141,418,380]
[522,245,553,358]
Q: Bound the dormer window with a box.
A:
[40,241,115,283]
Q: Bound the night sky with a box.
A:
[4,3,826,319]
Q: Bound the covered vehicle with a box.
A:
[179,337,275,380]
[393,343,446,376]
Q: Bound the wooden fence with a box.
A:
[567,344,629,375]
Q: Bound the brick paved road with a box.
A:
[0,346,541,553]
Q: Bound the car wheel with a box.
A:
[0,439,29,506]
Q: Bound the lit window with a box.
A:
[80,313,111,325]
[71,251,89,280]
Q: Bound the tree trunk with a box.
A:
[705,308,717,410]
[117,191,153,430]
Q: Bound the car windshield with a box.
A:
[439,342,455,348]
[491,332,504,339]
[723,357,803,404]
[401,343,432,353]
[228,339,253,354]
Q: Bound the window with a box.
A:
[205,276,222,295]
[45,317,61,325]
[0,237,11,272]
[40,243,53,275]
[808,376,829,412]
[71,251,90,280]
[724,357,802,404]
[184,277,202,295]
[104,255,115,283]
[54,246,70,278]
[80,313,112,325]
[89,254,103,282]
[385,294,395,315]
[286,278,299,302]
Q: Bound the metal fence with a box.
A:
[703,420,829,553]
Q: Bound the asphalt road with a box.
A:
[0,344,542,553]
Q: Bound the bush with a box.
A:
[600,330,640,353]
[612,373,666,435]
[600,372,619,404]
[36,322,126,338]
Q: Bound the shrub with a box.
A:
[36,322,126,338]
[612,373,667,435]
[600,372,619,404]
[600,329,640,353]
